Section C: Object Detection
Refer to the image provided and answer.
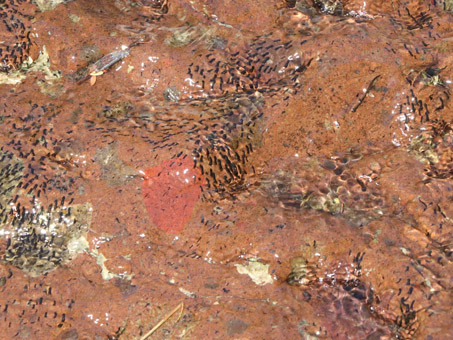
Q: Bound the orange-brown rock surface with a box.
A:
[0,0,452,339]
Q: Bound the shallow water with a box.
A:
[0,0,452,339]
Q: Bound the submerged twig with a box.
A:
[139,302,184,340]
[89,49,130,74]
[76,42,144,84]
[351,75,381,112]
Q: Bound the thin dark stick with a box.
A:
[351,75,381,113]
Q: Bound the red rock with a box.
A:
[142,155,205,233]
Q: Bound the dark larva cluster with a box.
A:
[0,99,89,276]
[188,93,263,198]
[0,148,91,277]
[0,0,35,72]
[409,120,453,182]
[188,34,312,97]
[0,149,24,208]
[92,35,313,199]
[175,35,312,198]
[0,278,72,333]
[2,201,92,277]
[389,2,433,31]
[1,100,80,200]
[92,92,263,199]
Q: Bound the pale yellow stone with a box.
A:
[235,260,274,286]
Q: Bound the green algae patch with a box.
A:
[89,249,133,281]
[314,0,344,15]
[165,24,216,48]
[409,134,439,165]
[95,251,116,281]
[69,13,81,23]
[99,101,134,118]
[94,143,137,187]
[34,0,66,12]
[235,260,274,286]
[441,0,453,12]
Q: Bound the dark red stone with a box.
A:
[142,155,205,233]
